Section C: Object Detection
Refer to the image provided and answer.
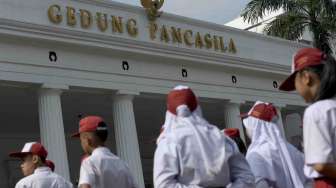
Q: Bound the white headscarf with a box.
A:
[157,85,227,178]
[243,101,306,188]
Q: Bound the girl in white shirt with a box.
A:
[242,101,309,188]
[279,47,336,187]
[153,85,255,188]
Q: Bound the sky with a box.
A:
[111,0,251,24]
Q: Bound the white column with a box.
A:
[112,92,145,188]
[223,100,246,143]
[38,86,70,180]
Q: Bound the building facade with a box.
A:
[0,0,308,187]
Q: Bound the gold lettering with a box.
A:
[160,25,170,42]
[48,5,62,24]
[171,27,182,43]
[127,19,138,37]
[96,12,108,32]
[213,35,220,51]
[184,30,193,46]
[204,34,212,49]
[66,6,76,26]
[195,32,204,49]
[219,37,227,52]
[148,22,158,40]
[80,9,92,29]
[112,16,123,33]
[228,38,237,54]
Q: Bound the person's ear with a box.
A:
[32,155,39,164]
[299,71,311,86]
[87,136,93,147]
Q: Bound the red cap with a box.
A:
[71,116,106,137]
[9,142,48,159]
[247,102,278,122]
[167,86,198,115]
[224,128,240,138]
[46,160,55,172]
[279,48,325,91]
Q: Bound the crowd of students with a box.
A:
[8,47,336,188]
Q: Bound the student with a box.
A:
[279,47,336,187]
[9,142,73,188]
[71,116,137,188]
[224,128,247,155]
[242,101,310,188]
[153,85,255,188]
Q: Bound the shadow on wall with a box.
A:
[4,159,22,188]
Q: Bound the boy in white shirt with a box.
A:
[9,142,73,188]
[72,116,137,188]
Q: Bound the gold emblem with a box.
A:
[140,0,164,21]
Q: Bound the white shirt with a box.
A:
[247,143,313,188]
[153,126,255,188]
[78,147,137,188]
[15,167,73,188]
[303,97,336,178]
[243,115,310,188]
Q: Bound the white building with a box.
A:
[0,0,308,188]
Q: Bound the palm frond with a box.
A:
[285,0,310,15]
[241,0,292,24]
[242,0,336,54]
[263,12,308,40]
[319,0,336,16]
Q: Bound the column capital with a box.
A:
[226,99,245,105]
[41,83,69,90]
[113,90,140,100]
[116,90,140,96]
[39,83,69,95]
[273,103,287,108]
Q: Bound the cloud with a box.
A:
[111,0,250,24]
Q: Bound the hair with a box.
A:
[26,154,46,167]
[300,54,336,101]
[231,137,247,155]
[95,121,108,143]
[39,156,46,163]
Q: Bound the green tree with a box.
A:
[241,0,336,54]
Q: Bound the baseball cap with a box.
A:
[279,48,325,91]
[71,116,107,137]
[245,101,278,122]
[9,142,48,159]
[167,85,198,115]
